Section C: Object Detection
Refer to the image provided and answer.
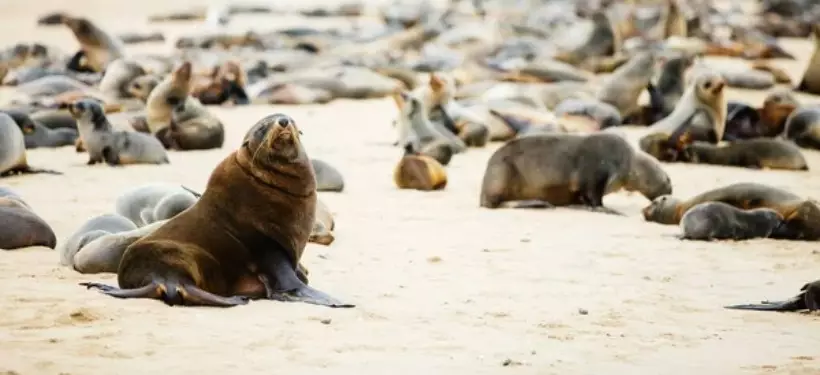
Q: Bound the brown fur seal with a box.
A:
[114,183,199,227]
[783,106,820,150]
[680,202,784,241]
[125,74,161,102]
[725,279,820,312]
[393,143,447,191]
[146,62,225,150]
[750,60,793,85]
[311,159,344,192]
[679,138,808,171]
[759,90,799,137]
[309,199,336,246]
[53,13,125,72]
[60,213,137,267]
[0,113,61,176]
[480,133,671,214]
[0,187,57,250]
[69,99,169,166]
[81,113,354,308]
[642,182,820,240]
[191,60,250,106]
[596,51,656,120]
[796,25,820,95]
[648,72,727,143]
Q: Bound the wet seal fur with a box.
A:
[0,187,57,250]
[69,99,169,166]
[680,202,784,241]
[393,143,447,191]
[642,182,820,240]
[0,113,61,176]
[80,113,354,308]
[725,279,820,313]
[479,132,671,214]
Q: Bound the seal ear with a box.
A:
[429,73,445,93]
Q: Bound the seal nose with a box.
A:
[277,117,290,128]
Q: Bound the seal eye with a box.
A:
[277,117,290,127]
[703,81,712,90]
[132,83,142,90]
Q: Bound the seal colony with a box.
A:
[2,0,820,340]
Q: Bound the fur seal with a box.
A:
[596,51,656,120]
[114,183,199,227]
[680,202,784,241]
[680,138,808,171]
[392,90,456,166]
[553,98,622,129]
[2,109,78,148]
[146,62,225,150]
[60,213,137,267]
[0,187,57,250]
[309,199,336,246]
[125,74,161,102]
[393,143,447,191]
[81,113,353,308]
[759,90,799,137]
[725,279,820,312]
[479,133,671,213]
[0,113,61,176]
[191,60,250,105]
[55,14,126,72]
[783,106,820,150]
[311,159,344,192]
[648,72,727,143]
[647,53,694,124]
[642,182,820,240]
[419,74,489,148]
[796,25,820,95]
[69,99,169,166]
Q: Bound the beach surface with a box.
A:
[0,1,819,374]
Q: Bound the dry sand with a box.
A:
[0,1,819,374]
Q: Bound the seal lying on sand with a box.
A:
[2,109,78,148]
[393,143,447,191]
[783,106,820,150]
[309,199,336,246]
[51,13,126,72]
[679,138,808,171]
[60,213,137,267]
[680,202,784,241]
[0,113,61,176]
[480,132,671,214]
[69,99,169,166]
[311,159,344,192]
[81,113,354,308]
[643,182,820,240]
[114,183,199,227]
[725,279,820,312]
[0,186,57,250]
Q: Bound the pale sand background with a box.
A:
[0,1,819,374]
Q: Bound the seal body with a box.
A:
[680,202,783,240]
[309,199,336,246]
[60,213,137,266]
[393,144,447,191]
[642,182,820,240]
[311,158,344,192]
[479,132,669,212]
[81,114,353,308]
[0,187,57,250]
[114,183,199,227]
[725,279,820,312]
[392,90,458,165]
[0,113,60,176]
[681,138,808,171]
[596,51,656,119]
[784,106,820,149]
[2,109,78,148]
[649,72,727,143]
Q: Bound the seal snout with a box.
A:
[277,116,291,128]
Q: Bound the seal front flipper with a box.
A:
[258,248,354,308]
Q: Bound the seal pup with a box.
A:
[680,202,784,241]
[392,90,456,166]
[553,98,622,130]
[642,182,820,240]
[191,60,250,105]
[796,25,820,95]
[725,279,820,312]
[0,113,61,176]
[146,62,225,150]
[2,109,78,148]
[311,159,344,192]
[596,51,656,121]
[114,183,199,227]
[60,213,137,267]
[418,74,489,148]
[81,114,354,308]
[71,219,167,274]
[646,53,694,123]
[0,187,57,250]
[648,72,727,143]
[69,99,169,166]
[51,14,125,72]
[680,138,808,171]
[758,90,799,138]
[309,199,336,246]
[479,133,671,213]
[393,143,448,191]
[125,74,161,102]
[783,106,820,150]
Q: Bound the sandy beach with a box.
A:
[0,1,819,374]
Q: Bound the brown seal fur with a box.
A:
[642,182,820,240]
[191,60,250,106]
[0,187,57,250]
[680,138,808,171]
[680,202,784,241]
[796,25,820,95]
[54,13,125,72]
[80,113,353,307]
[393,143,448,191]
[479,132,671,214]
[725,279,820,312]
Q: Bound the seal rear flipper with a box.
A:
[724,296,804,312]
[80,282,162,299]
[80,281,249,307]
[177,285,250,307]
[2,166,62,176]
